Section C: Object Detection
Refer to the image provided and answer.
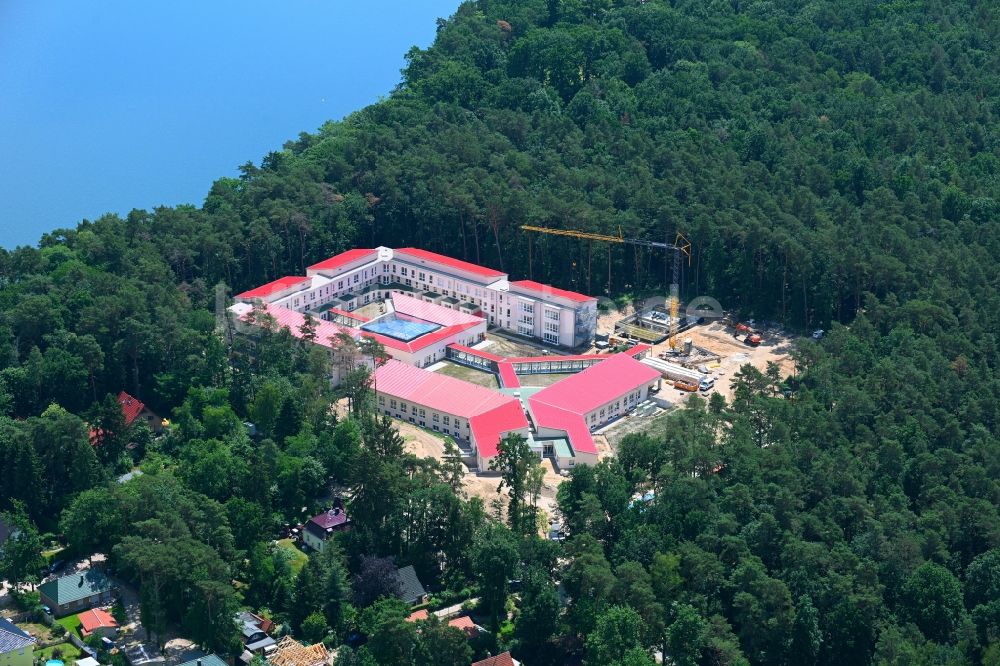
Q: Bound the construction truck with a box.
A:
[733,322,762,346]
[674,379,699,392]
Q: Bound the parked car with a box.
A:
[812,329,825,340]
[48,559,66,574]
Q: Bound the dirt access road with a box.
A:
[397,420,563,526]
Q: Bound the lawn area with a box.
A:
[432,361,499,389]
[37,641,83,661]
[517,372,575,388]
[16,622,55,642]
[275,539,308,575]
[56,614,82,637]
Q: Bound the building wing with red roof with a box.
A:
[509,279,596,304]
[528,353,661,416]
[394,248,506,280]
[307,249,377,275]
[236,276,311,302]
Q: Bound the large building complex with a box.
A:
[231,246,663,470]
[234,246,597,348]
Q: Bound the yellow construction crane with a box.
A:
[521,225,691,348]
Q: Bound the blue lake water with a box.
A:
[0,0,460,249]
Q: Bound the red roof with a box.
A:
[373,360,516,419]
[395,248,506,279]
[470,400,530,460]
[472,653,515,666]
[307,249,377,274]
[406,609,429,623]
[509,279,595,303]
[235,276,310,301]
[309,509,349,530]
[117,391,146,426]
[78,608,117,634]
[392,293,482,327]
[497,362,520,388]
[447,615,478,638]
[527,399,598,455]
[244,305,354,349]
[528,353,660,416]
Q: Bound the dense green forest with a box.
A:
[1,0,999,664]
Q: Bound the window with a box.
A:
[454,420,461,429]
[521,302,534,314]
[545,322,558,333]
[400,402,407,411]
[378,396,385,406]
[444,416,450,425]
[401,267,408,276]
[545,310,559,321]
[338,281,344,289]
[433,414,439,422]
[353,274,359,283]
[419,272,425,280]
[544,333,558,344]
[419,408,426,418]
[412,406,418,415]
[390,400,397,409]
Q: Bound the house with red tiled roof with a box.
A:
[89,391,163,446]
[77,608,118,638]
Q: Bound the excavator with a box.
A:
[733,322,762,346]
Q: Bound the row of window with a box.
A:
[377,396,463,429]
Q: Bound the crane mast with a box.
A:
[520,225,691,347]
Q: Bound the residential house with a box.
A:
[393,565,428,606]
[472,653,520,666]
[77,608,118,638]
[0,619,35,666]
[236,611,276,656]
[39,570,116,617]
[301,507,350,552]
[405,611,478,639]
[268,637,329,666]
[90,391,163,446]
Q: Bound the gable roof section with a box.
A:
[470,401,530,460]
[472,653,515,666]
[117,391,146,425]
[391,293,482,327]
[527,399,598,456]
[39,570,115,606]
[307,249,377,274]
[0,618,35,654]
[245,305,355,350]
[394,248,506,280]
[509,279,596,304]
[236,276,310,301]
[529,353,660,416]
[373,361,515,419]
[308,509,349,531]
[394,565,427,604]
[78,608,117,633]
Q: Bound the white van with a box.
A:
[699,378,715,392]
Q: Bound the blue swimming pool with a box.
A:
[361,316,441,342]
